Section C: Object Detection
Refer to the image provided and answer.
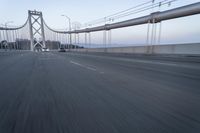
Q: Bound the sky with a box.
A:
[0,0,200,46]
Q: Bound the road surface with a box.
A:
[0,51,200,133]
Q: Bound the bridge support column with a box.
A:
[28,10,46,51]
[103,30,112,52]
[146,19,162,54]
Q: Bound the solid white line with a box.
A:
[70,61,83,67]
[86,67,97,71]
[70,61,97,72]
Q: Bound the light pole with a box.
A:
[61,15,72,51]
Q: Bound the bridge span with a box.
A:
[0,2,200,52]
[0,1,200,133]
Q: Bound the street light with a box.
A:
[61,15,72,51]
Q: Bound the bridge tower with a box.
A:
[28,10,46,51]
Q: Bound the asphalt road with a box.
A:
[0,51,200,133]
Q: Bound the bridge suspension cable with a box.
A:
[0,18,29,30]
[61,2,200,34]
[0,18,30,50]
[43,20,82,50]
[39,1,200,50]
[84,0,177,27]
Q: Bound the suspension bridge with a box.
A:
[0,2,200,53]
[0,1,200,133]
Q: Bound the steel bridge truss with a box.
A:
[28,10,46,51]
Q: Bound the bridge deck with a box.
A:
[0,51,200,133]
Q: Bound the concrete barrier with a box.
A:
[73,43,200,55]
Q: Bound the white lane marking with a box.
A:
[74,53,200,70]
[128,59,180,67]
[86,67,97,71]
[70,61,97,72]
[39,57,57,60]
[70,61,84,67]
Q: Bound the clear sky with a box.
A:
[0,0,200,46]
